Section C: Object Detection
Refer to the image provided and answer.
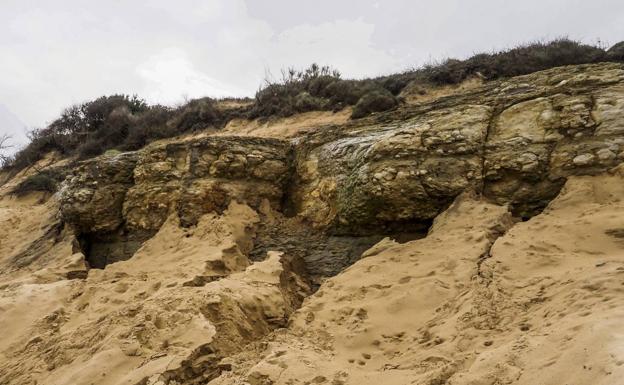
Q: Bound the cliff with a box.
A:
[1,62,623,385]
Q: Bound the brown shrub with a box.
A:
[12,170,62,196]
[351,89,398,119]
[5,39,623,170]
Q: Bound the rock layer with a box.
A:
[293,63,624,231]
[58,64,624,242]
[60,137,292,266]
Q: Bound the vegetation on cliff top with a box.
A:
[3,38,624,172]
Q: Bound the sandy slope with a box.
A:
[211,166,624,385]
[0,200,310,385]
[1,154,623,384]
[220,109,351,139]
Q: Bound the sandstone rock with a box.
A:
[292,63,624,227]
[59,63,624,237]
[60,152,138,233]
[572,153,595,166]
[60,137,291,233]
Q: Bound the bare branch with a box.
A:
[0,134,12,150]
[0,134,14,168]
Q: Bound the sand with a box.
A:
[0,196,310,385]
[219,109,351,138]
[1,146,623,383]
[211,166,624,384]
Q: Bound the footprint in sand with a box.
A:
[398,276,412,284]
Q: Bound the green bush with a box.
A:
[7,96,227,171]
[607,41,624,61]
[249,64,343,118]
[416,39,608,86]
[12,170,61,196]
[351,89,398,119]
[5,39,624,171]
[249,40,612,119]
[294,92,326,112]
[122,105,175,151]
[323,80,365,105]
[172,97,222,132]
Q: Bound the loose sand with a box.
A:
[211,167,624,385]
[1,163,623,384]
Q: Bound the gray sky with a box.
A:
[1,0,624,151]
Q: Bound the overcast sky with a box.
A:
[1,0,624,151]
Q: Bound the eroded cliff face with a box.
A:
[292,63,624,232]
[1,63,624,385]
[60,64,624,243]
[212,167,624,385]
[60,137,292,267]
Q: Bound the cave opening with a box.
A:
[249,215,434,288]
[77,229,154,269]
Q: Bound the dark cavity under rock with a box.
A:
[77,229,154,269]
[249,213,429,286]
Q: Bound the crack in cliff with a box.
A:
[479,108,498,195]
[476,219,516,286]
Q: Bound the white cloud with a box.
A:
[0,104,28,156]
[268,19,398,78]
[0,0,623,131]
[137,48,249,105]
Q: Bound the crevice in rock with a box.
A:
[249,212,432,288]
[476,217,517,285]
[77,228,155,269]
[480,109,498,195]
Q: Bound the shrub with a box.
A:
[0,135,13,168]
[416,39,608,86]
[607,41,624,61]
[172,97,222,132]
[351,89,398,119]
[249,40,612,120]
[5,39,623,171]
[6,96,227,170]
[249,64,343,118]
[8,128,70,171]
[12,170,61,196]
[378,75,412,95]
[323,80,365,105]
[8,95,148,167]
[122,105,175,151]
[294,92,326,112]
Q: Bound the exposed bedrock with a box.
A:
[60,136,292,267]
[292,63,624,230]
[58,63,624,268]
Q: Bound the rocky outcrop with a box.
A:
[59,152,138,234]
[58,63,624,254]
[125,136,291,231]
[60,137,291,266]
[61,136,291,233]
[292,63,624,231]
